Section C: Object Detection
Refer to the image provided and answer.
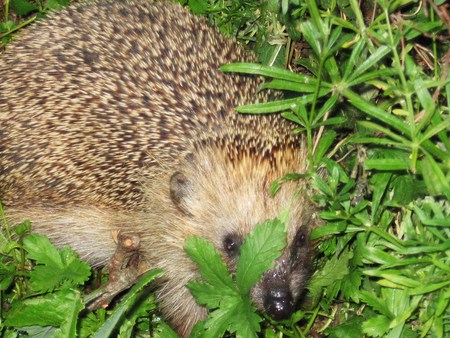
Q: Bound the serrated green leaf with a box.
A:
[187,280,234,308]
[23,234,91,292]
[340,269,362,303]
[55,290,83,338]
[360,291,393,317]
[4,289,83,328]
[236,219,286,294]
[308,248,352,302]
[203,298,240,338]
[228,297,260,338]
[362,314,391,337]
[185,237,235,291]
[23,234,63,268]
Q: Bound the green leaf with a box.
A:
[308,248,352,302]
[313,130,337,166]
[221,63,319,84]
[187,281,233,308]
[408,280,450,295]
[203,299,239,338]
[348,68,398,87]
[311,223,352,239]
[328,315,364,338]
[92,269,164,338]
[421,155,450,199]
[362,314,391,337]
[188,0,208,14]
[45,0,68,10]
[340,269,362,303]
[349,45,390,81]
[315,116,347,126]
[13,219,31,236]
[420,117,450,144]
[0,262,16,290]
[342,39,365,80]
[4,289,83,328]
[236,219,286,294]
[186,219,289,337]
[300,20,323,56]
[357,121,410,144]
[344,89,409,134]
[313,94,340,124]
[269,173,305,197]
[414,78,436,132]
[23,233,62,268]
[228,297,261,338]
[23,234,91,292]
[10,0,38,15]
[370,173,392,223]
[185,237,235,291]
[235,98,299,114]
[360,291,392,317]
[364,158,411,171]
[261,79,317,93]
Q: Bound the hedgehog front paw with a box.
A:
[84,232,145,310]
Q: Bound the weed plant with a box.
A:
[0,0,449,337]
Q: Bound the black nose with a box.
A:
[264,287,294,321]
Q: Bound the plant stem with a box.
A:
[349,0,375,53]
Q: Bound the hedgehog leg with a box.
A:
[84,232,149,310]
[4,205,152,307]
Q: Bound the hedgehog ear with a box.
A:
[170,171,194,216]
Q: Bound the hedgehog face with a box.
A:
[166,144,314,321]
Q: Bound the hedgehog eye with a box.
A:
[223,234,242,257]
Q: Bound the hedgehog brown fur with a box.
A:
[0,1,315,336]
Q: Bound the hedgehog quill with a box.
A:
[0,1,315,336]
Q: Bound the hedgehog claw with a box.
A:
[85,232,144,310]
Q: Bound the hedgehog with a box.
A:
[0,0,315,336]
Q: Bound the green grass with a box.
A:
[1,0,449,337]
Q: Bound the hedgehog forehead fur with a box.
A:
[0,0,314,336]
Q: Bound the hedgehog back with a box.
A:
[0,0,275,209]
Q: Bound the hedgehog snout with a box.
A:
[264,283,294,320]
[260,265,295,321]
